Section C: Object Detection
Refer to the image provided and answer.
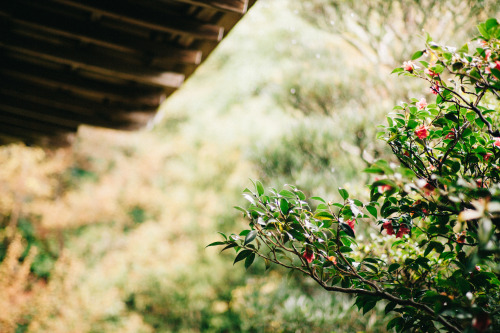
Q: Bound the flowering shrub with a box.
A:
[210,19,500,332]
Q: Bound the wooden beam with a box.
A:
[0,31,185,88]
[0,92,138,130]
[0,110,77,134]
[0,55,166,108]
[0,3,203,64]
[0,76,158,115]
[173,0,249,14]
[49,0,224,41]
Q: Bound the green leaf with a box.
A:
[255,180,264,196]
[363,301,378,314]
[477,22,490,39]
[388,263,400,273]
[287,229,306,241]
[233,250,253,265]
[220,243,237,252]
[338,188,349,200]
[264,258,271,270]
[387,316,404,330]
[244,253,256,270]
[280,198,289,215]
[339,246,353,253]
[206,241,226,247]
[340,223,355,238]
[244,230,258,246]
[311,196,326,203]
[366,205,378,218]
[279,189,296,198]
[314,211,334,220]
[411,50,424,60]
[385,301,397,315]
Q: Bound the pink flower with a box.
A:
[484,152,493,161]
[382,221,395,236]
[302,250,314,264]
[403,61,414,72]
[415,124,429,140]
[445,128,456,140]
[396,225,410,238]
[346,218,355,232]
[424,68,439,77]
[327,256,337,264]
[416,98,427,110]
[375,177,392,193]
[485,49,492,61]
[430,84,440,95]
[494,138,500,147]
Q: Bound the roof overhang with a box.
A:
[0,0,257,146]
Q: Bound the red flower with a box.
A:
[416,97,427,110]
[424,68,439,77]
[423,183,435,196]
[302,250,314,264]
[445,128,456,140]
[456,231,466,244]
[495,60,500,70]
[484,152,493,162]
[472,313,491,332]
[396,225,410,238]
[382,221,395,235]
[430,84,440,95]
[375,177,392,193]
[403,61,414,72]
[346,218,355,232]
[485,49,492,61]
[494,138,500,147]
[415,124,429,140]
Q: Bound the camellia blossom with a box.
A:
[494,138,500,147]
[456,231,466,243]
[472,313,492,332]
[445,128,456,140]
[485,49,492,61]
[396,225,410,238]
[403,61,415,72]
[382,221,395,235]
[415,124,429,139]
[416,97,427,110]
[327,256,337,264]
[346,218,355,232]
[424,68,439,77]
[375,177,392,193]
[302,250,314,264]
[423,182,436,196]
[484,152,493,162]
[430,84,440,95]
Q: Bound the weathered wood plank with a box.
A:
[0,55,167,108]
[50,0,224,41]
[0,31,185,88]
[1,75,158,115]
[0,92,137,130]
[173,0,249,14]
[0,3,202,64]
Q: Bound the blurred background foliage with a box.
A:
[1,0,499,332]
